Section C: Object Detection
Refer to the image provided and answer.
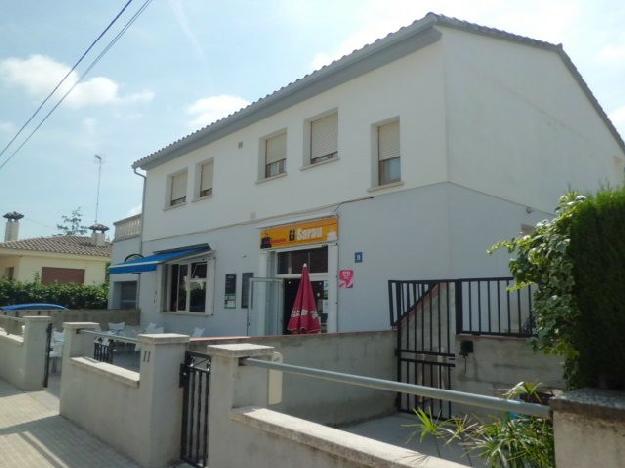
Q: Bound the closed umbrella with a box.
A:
[287,264,321,334]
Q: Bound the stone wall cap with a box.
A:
[550,388,625,423]
[207,343,274,358]
[63,322,100,329]
[138,333,190,344]
[21,315,53,321]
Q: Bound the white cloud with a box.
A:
[186,95,250,129]
[0,121,15,133]
[309,0,581,70]
[127,204,142,216]
[598,43,625,63]
[0,54,154,108]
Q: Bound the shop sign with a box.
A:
[260,217,338,249]
[339,269,354,288]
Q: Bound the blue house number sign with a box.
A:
[354,252,363,263]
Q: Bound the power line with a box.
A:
[0,0,135,160]
[0,0,154,171]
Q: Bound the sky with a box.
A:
[0,0,624,239]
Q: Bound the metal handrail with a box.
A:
[80,329,139,344]
[242,358,551,419]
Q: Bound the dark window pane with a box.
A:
[189,281,206,312]
[191,262,207,279]
[309,246,328,273]
[169,265,179,311]
[177,264,187,311]
[290,250,308,274]
[379,157,401,185]
[277,252,289,274]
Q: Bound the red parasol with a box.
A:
[287,264,321,334]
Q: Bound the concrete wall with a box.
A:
[1,309,139,331]
[0,316,52,390]
[0,252,109,284]
[192,330,396,426]
[60,322,189,468]
[441,26,625,214]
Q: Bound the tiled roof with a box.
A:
[0,235,112,257]
[132,12,625,170]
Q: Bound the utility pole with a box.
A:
[94,154,103,223]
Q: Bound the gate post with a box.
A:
[19,315,53,390]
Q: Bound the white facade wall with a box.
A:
[141,40,447,242]
[129,28,623,335]
[441,27,624,212]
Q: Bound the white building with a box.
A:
[110,14,625,337]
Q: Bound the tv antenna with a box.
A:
[94,154,103,223]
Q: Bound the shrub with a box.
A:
[0,279,108,309]
[569,189,625,389]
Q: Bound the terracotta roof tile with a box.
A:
[0,235,112,257]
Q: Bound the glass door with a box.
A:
[248,277,284,336]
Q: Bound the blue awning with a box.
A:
[109,246,210,274]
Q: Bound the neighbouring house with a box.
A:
[110,13,625,337]
[0,212,111,285]
[108,214,141,309]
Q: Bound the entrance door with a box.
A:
[282,279,327,333]
[248,277,284,336]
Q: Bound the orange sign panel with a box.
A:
[260,217,338,249]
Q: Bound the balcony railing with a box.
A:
[113,214,142,241]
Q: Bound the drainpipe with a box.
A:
[133,167,147,319]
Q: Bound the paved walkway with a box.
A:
[0,377,137,468]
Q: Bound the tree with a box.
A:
[57,207,89,236]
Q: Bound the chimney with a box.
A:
[3,211,23,242]
[88,223,109,247]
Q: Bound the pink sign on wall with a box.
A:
[338,269,354,288]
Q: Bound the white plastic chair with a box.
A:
[191,327,205,337]
[108,322,126,336]
[49,332,65,373]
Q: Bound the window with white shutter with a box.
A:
[169,171,188,206]
[377,120,400,185]
[264,132,287,178]
[199,160,213,197]
[310,112,338,164]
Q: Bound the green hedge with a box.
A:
[569,189,625,389]
[0,279,109,310]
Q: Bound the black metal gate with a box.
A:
[179,351,211,467]
[389,280,456,418]
[42,323,52,388]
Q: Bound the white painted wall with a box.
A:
[440,27,625,213]
[141,40,447,242]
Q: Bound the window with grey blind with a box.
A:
[199,160,213,197]
[169,171,188,206]
[310,112,338,164]
[377,120,401,185]
[264,132,287,178]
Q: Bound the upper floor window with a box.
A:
[309,112,338,165]
[169,170,188,207]
[264,131,287,178]
[377,120,400,186]
[198,159,213,198]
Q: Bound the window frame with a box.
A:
[164,255,215,315]
[194,158,214,200]
[303,109,339,168]
[258,129,288,182]
[166,169,189,208]
[371,117,401,188]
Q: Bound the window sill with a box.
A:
[163,202,188,211]
[192,194,213,203]
[367,181,404,193]
[256,172,287,185]
[163,311,213,316]
[300,156,339,171]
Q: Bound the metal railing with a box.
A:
[242,358,551,419]
[79,329,139,367]
[389,277,536,338]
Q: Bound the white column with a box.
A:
[254,250,271,336]
[327,243,339,333]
